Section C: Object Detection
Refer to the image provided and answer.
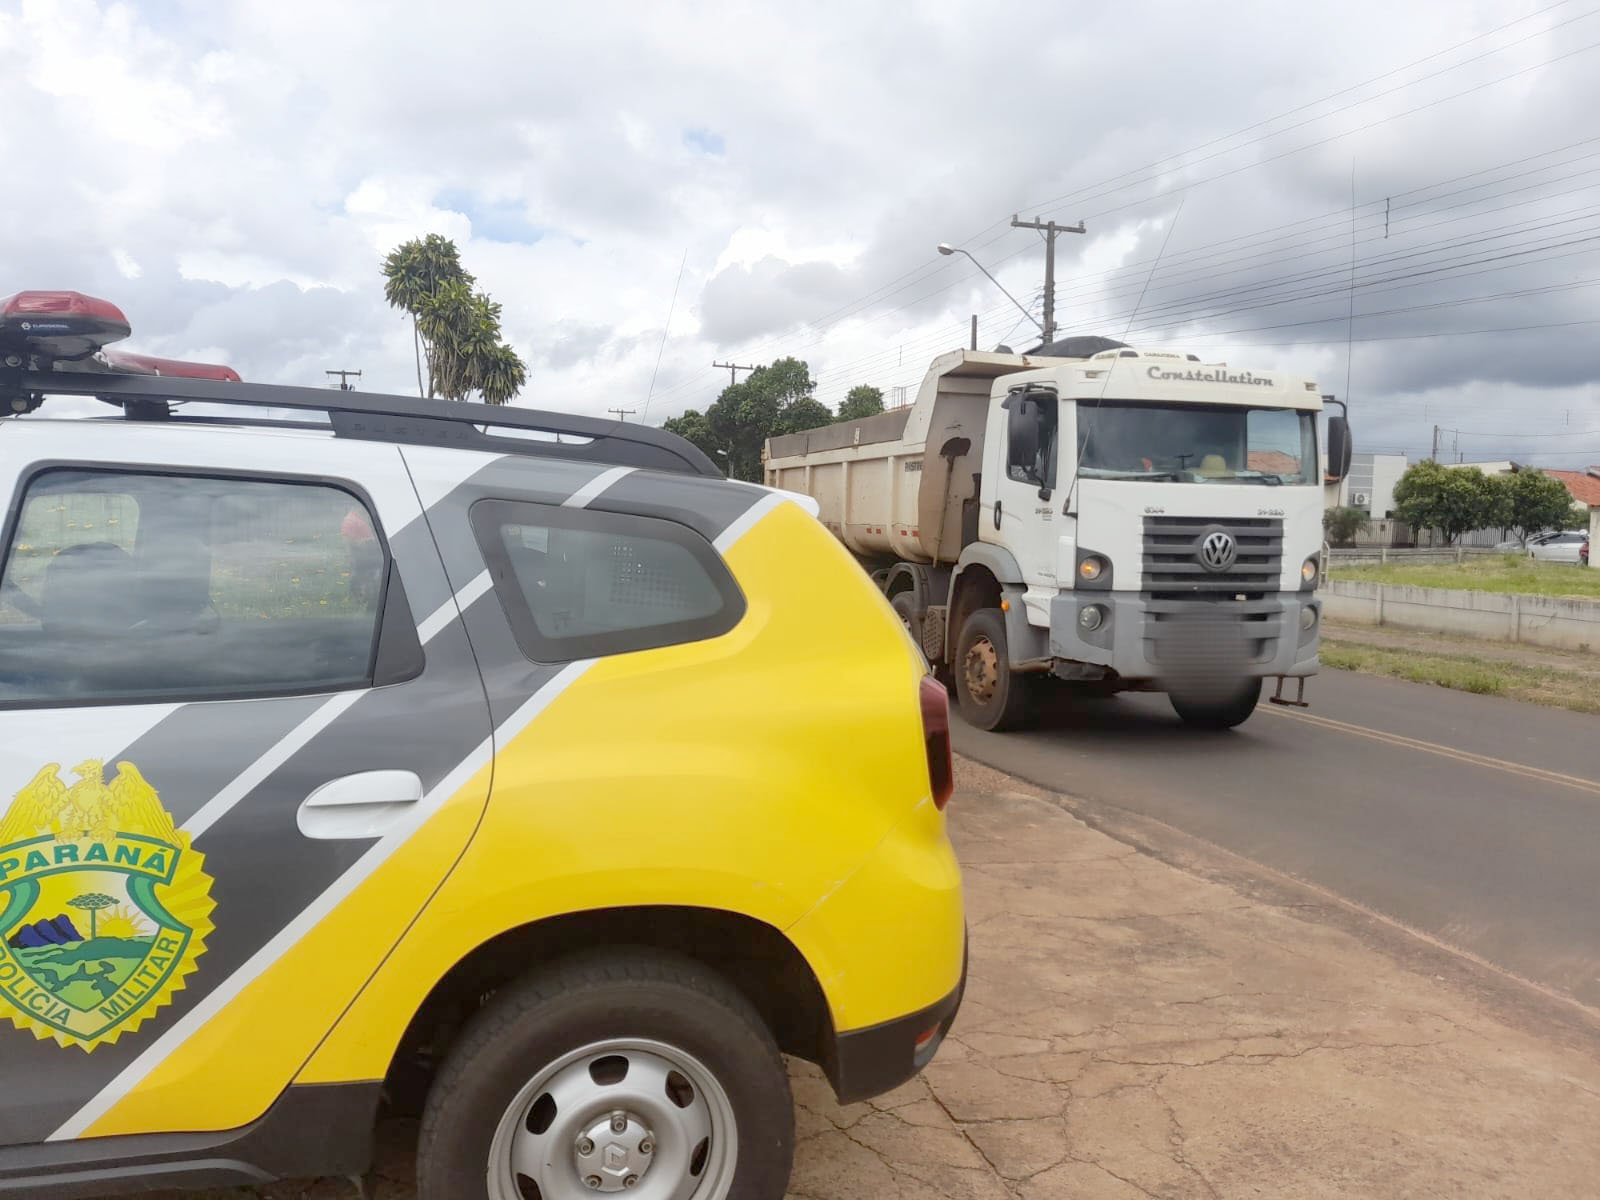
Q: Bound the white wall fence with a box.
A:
[1323,580,1600,653]
[1326,546,1506,566]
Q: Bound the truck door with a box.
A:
[982,383,1064,593]
[0,424,492,1148]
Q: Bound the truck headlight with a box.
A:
[1080,604,1105,631]
[1079,556,1106,582]
[1300,606,1317,631]
[1301,557,1319,588]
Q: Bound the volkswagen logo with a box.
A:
[1197,529,1237,572]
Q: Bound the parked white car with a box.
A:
[1528,531,1589,563]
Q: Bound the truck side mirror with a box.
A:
[1004,400,1043,483]
[1326,415,1352,482]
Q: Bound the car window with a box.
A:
[472,499,744,661]
[0,468,387,706]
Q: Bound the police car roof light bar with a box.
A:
[0,290,132,363]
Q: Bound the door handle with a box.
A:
[297,770,423,840]
[993,499,1003,530]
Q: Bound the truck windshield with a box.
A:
[1076,401,1317,485]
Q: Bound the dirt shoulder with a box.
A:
[788,756,1600,1199]
[1323,619,1600,714]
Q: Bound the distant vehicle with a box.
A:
[1528,531,1588,563]
[1498,531,1574,552]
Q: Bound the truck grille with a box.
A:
[1141,593,1281,667]
[1141,516,1283,593]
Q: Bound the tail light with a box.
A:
[919,675,954,810]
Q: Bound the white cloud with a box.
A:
[2,0,1597,467]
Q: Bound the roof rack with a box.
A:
[2,369,722,478]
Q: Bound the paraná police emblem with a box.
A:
[0,760,213,1051]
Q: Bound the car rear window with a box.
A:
[471,500,744,662]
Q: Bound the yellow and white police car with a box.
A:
[0,291,966,1199]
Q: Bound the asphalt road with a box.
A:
[954,668,1600,1009]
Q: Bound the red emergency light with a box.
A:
[103,350,242,383]
[0,290,131,361]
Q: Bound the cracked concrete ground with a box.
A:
[108,756,1600,1199]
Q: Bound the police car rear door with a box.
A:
[0,417,494,1148]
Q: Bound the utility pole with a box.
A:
[970,314,978,351]
[1432,425,1441,461]
[712,361,757,386]
[1010,214,1086,345]
[326,368,362,391]
[607,407,636,422]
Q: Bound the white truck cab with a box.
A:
[765,341,1352,730]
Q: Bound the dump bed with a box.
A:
[764,350,1054,564]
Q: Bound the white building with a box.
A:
[1336,452,1407,518]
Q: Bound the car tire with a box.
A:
[416,948,793,1200]
[1168,678,1263,730]
[952,607,1034,731]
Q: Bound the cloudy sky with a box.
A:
[5,0,1600,467]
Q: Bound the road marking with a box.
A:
[1262,706,1600,798]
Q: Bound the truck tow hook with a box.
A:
[1269,676,1309,708]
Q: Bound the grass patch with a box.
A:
[1330,554,1600,598]
[1323,637,1600,714]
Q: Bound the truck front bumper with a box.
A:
[1048,591,1321,682]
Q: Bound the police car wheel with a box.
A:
[416,947,793,1200]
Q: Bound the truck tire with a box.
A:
[416,947,792,1200]
[1168,678,1262,730]
[953,607,1033,731]
[891,592,919,637]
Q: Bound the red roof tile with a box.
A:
[1541,468,1600,506]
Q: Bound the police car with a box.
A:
[0,291,966,1199]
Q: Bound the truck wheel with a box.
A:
[891,592,919,638]
[953,607,1033,731]
[1168,679,1262,730]
[416,948,792,1200]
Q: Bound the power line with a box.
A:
[1019,4,1600,219]
[666,12,1595,403]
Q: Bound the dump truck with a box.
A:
[764,337,1352,731]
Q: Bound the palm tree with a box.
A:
[384,236,528,405]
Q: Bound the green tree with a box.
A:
[1566,502,1592,534]
[67,893,115,940]
[836,385,884,423]
[1392,461,1498,545]
[382,234,527,405]
[1322,506,1370,547]
[1494,470,1576,545]
[663,357,827,481]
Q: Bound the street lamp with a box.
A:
[936,243,1043,336]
